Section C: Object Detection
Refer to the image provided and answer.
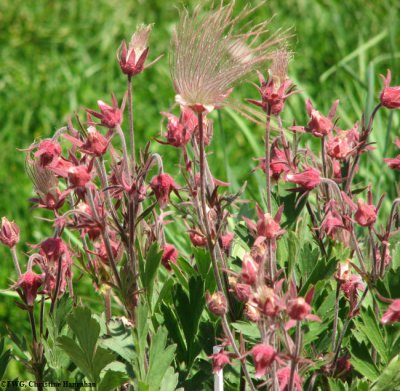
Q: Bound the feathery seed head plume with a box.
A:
[171,1,287,113]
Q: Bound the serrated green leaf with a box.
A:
[159,366,179,391]
[58,336,92,380]
[356,306,389,364]
[146,328,176,391]
[98,370,129,391]
[92,346,115,381]
[231,321,261,340]
[371,355,400,391]
[67,307,100,362]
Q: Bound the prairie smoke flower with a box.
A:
[171,3,285,113]
[206,291,228,316]
[248,49,298,115]
[63,126,111,157]
[231,282,252,303]
[209,351,231,373]
[381,300,400,325]
[34,139,62,167]
[286,167,321,190]
[277,367,302,391]
[189,231,207,247]
[256,141,290,180]
[0,217,20,248]
[287,297,311,320]
[354,199,377,227]
[256,207,285,240]
[14,271,44,306]
[241,254,258,285]
[68,165,92,188]
[251,344,277,378]
[291,99,339,137]
[87,94,126,129]
[256,286,282,317]
[26,156,68,210]
[117,24,153,77]
[326,123,359,161]
[384,138,400,169]
[380,69,400,109]
[150,173,178,209]
[161,243,178,271]
[159,107,196,147]
[219,232,234,252]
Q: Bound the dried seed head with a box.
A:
[270,47,292,87]
[171,2,286,112]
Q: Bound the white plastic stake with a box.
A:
[213,345,224,391]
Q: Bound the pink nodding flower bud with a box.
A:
[0,217,20,248]
[287,297,311,320]
[34,140,62,167]
[161,244,178,271]
[256,287,282,318]
[189,231,207,247]
[87,94,125,129]
[206,291,227,316]
[83,127,110,156]
[16,271,44,306]
[384,155,400,170]
[277,367,302,391]
[150,173,178,209]
[233,283,252,303]
[209,351,231,373]
[160,107,196,148]
[256,212,284,240]
[241,255,258,285]
[381,299,400,325]
[68,166,91,188]
[220,232,234,252]
[251,344,277,378]
[380,70,400,109]
[354,199,377,227]
[286,167,321,190]
[306,99,338,137]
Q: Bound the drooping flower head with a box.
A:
[251,343,277,378]
[380,69,400,109]
[0,217,20,248]
[171,2,286,113]
[381,299,400,325]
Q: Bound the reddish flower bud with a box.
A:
[277,367,302,391]
[251,344,277,378]
[256,287,282,318]
[160,107,196,148]
[326,124,359,161]
[287,297,311,320]
[306,99,338,137]
[87,94,125,129]
[241,255,258,285]
[150,173,178,209]
[209,351,230,373]
[220,232,234,252]
[189,231,207,247]
[161,243,178,271]
[117,25,152,77]
[381,299,400,325]
[34,140,62,167]
[286,167,321,190]
[0,217,20,248]
[354,199,377,227]
[68,166,91,188]
[16,271,44,306]
[256,212,284,240]
[82,127,110,156]
[384,155,400,170]
[233,283,252,303]
[206,291,227,316]
[380,70,400,109]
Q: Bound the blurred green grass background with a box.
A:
[0,0,399,378]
